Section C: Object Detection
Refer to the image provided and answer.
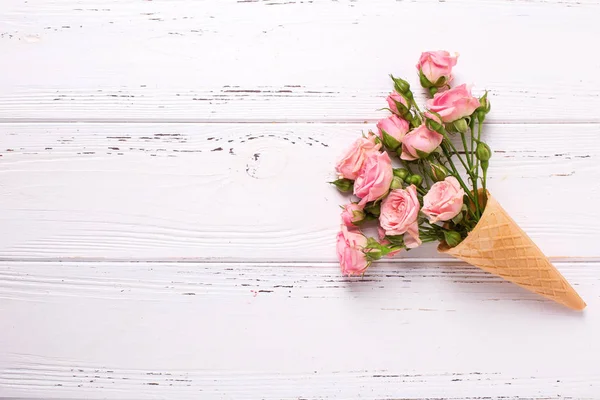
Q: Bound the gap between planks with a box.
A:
[1,258,599,264]
[1,118,600,125]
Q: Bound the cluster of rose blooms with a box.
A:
[333,51,492,276]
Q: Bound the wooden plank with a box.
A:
[0,260,598,399]
[1,122,599,260]
[1,0,599,122]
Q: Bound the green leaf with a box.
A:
[362,214,378,222]
[364,202,381,217]
[443,230,463,248]
[364,250,382,262]
[451,212,464,225]
[385,235,405,246]
[366,237,380,247]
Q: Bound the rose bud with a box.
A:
[341,203,365,227]
[386,92,409,116]
[406,174,423,186]
[424,115,444,134]
[479,93,491,113]
[401,125,444,161]
[390,176,404,190]
[452,118,469,134]
[416,51,458,89]
[330,178,354,192]
[377,115,410,151]
[430,163,448,182]
[393,168,410,181]
[426,84,481,123]
[476,141,492,161]
[390,75,411,94]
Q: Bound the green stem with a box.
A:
[469,117,476,167]
[418,161,432,189]
[482,167,488,197]
[440,144,476,205]
[472,167,480,218]
[442,135,472,181]
[477,118,488,207]
[443,123,481,217]
[471,118,484,216]
[460,130,472,170]
[433,152,450,170]
[411,97,422,113]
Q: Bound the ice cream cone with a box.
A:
[439,192,586,310]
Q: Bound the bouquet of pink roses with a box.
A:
[332,51,586,310]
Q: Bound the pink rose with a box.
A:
[426,84,481,123]
[401,125,443,161]
[341,203,365,227]
[421,176,465,223]
[354,151,394,206]
[336,225,369,276]
[335,133,381,180]
[417,50,458,86]
[379,185,421,248]
[377,114,410,143]
[386,92,408,115]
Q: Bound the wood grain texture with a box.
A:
[1,0,600,122]
[1,122,599,261]
[1,261,599,399]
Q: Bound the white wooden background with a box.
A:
[2,0,600,399]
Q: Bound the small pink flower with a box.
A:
[386,92,409,115]
[417,50,458,86]
[379,185,421,248]
[335,133,381,180]
[401,125,443,161]
[354,151,394,206]
[422,177,465,223]
[377,115,410,143]
[341,203,365,227]
[336,225,369,276]
[426,84,481,123]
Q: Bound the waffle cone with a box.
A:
[439,192,586,310]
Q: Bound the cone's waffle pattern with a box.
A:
[441,194,586,310]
